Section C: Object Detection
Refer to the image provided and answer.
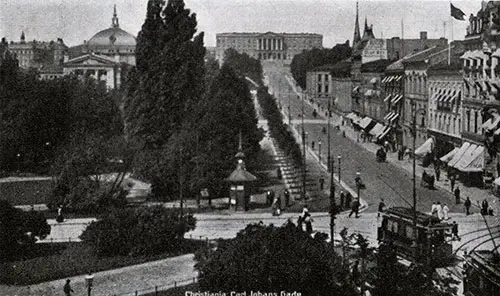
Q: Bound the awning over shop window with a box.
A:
[382,77,389,83]
[484,116,500,131]
[447,142,471,167]
[440,147,459,163]
[437,89,451,103]
[359,117,373,129]
[384,94,392,102]
[389,113,399,123]
[345,112,357,120]
[456,146,485,172]
[414,138,434,157]
[445,90,460,104]
[384,112,395,120]
[391,94,403,104]
[369,123,385,136]
[377,127,392,140]
[353,86,360,92]
[452,143,478,170]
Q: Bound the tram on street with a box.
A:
[463,250,500,296]
[377,207,454,266]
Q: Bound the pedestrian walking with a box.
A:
[435,167,441,181]
[464,197,472,215]
[304,212,313,234]
[349,198,360,218]
[297,215,304,230]
[451,221,460,240]
[63,279,74,296]
[312,141,315,150]
[319,177,325,191]
[436,202,444,220]
[56,205,64,223]
[442,203,450,220]
[431,202,438,216]
[454,187,461,204]
[450,175,456,192]
[481,199,489,216]
[340,191,345,210]
[488,205,494,216]
[378,198,386,218]
[284,189,290,207]
[345,192,352,209]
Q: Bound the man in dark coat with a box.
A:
[64,279,74,296]
[464,197,472,215]
[348,198,360,218]
[339,191,345,210]
[454,187,461,204]
[345,192,352,209]
[482,199,489,216]
[450,175,456,192]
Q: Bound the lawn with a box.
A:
[0,240,206,286]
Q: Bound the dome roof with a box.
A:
[87,27,136,48]
[87,5,136,49]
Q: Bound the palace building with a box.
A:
[215,32,322,63]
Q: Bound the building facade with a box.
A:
[63,5,136,89]
[215,32,322,63]
[382,60,406,148]
[7,32,68,69]
[459,1,500,184]
[362,32,448,64]
[427,62,463,159]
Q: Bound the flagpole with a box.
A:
[448,1,452,65]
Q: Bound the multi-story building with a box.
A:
[363,32,448,64]
[402,45,453,150]
[427,48,464,161]
[382,59,406,147]
[215,32,322,63]
[306,64,333,110]
[63,5,136,89]
[458,1,500,185]
[7,32,68,69]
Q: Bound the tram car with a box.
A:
[377,207,454,266]
[463,250,500,296]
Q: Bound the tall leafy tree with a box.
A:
[125,0,206,148]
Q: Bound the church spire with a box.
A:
[353,1,361,47]
[20,31,25,43]
[111,4,119,28]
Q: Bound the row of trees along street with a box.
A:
[124,0,263,200]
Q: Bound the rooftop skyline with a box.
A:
[0,0,483,48]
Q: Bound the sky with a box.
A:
[0,0,484,48]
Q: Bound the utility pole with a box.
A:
[301,92,307,200]
[179,146,184,218]
[412,101,426,261]
[330,159,336,243]
[327,98,331,172]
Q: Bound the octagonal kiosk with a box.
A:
[225,136,257,211]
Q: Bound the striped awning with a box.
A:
[384,94,392,102]
[384,112,395,121]
[377,127,392,139]
[391,94,403,104]
[455,145,485,172]
[445,90,460,104]
[447,142,471,167]
[437,89,451,103]
[439,147,459,163]
[369,123,385,136]
[415,138,434,157]
[389,113,399,123]
[359,117,373,129]
[452,143,478,170]
[484,116,500,131]
[353,86,360,92]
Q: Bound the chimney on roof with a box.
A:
[420,31,428,40]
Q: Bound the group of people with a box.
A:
[430,202,450,220]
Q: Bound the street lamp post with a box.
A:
[411,101,426,261]
[318,139,322,164]
[338,155,342,185]
[355,172,361,200]
[330,159,336,244]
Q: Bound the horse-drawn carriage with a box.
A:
[420,171,435,189]
[376,148,387,162]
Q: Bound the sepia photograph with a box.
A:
[0,0,499,295]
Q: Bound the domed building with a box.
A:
[83,5,136,66]
[63,5,136,89]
